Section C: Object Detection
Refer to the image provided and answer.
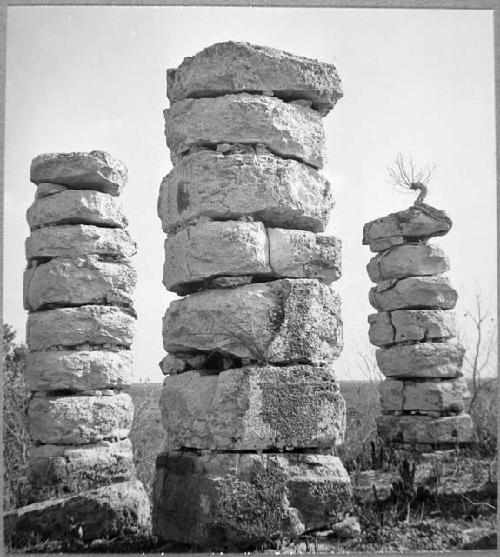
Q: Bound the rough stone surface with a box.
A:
[379,377,470,413]
[163,220,271,293]
[368,309,456,347]
[163,221,341,293]
[25,224,136,261]
[369,276,457,311]
[35,182,69,199]
[362,204,452,251]
[376,342,465,379]
[160,365,345,450]
[29,439,135,498]
[24,256,136,311]
[166,41,343,115]
[164,94,325,168]
[26,306,135,351]
[28,393,134,444]
[152,451,351,548]
[158,150,332,234]
[25,350,133,391]
[377,413,476,445]
[366,243,449,283]
[27,190,128,230]
[268,229,341,283]
[4,480,150,546]
[163,279,342,365]
[30,151,128,196]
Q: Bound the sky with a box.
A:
[3,6,497,382]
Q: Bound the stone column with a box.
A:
[153,42,351,550]
[5,151,150,546]
[363,203,475,452]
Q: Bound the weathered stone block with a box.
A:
[4,480,150,546]
[24,256,136,312]
[160,365,345,450]
[369,276,457,311]
[163,221,271,293]
[27,190,127,230]
[368,309,456,347]
[379,377,470,412]
[35,182,69,199]
[26,306,135,351]
[25,350,133,391]
[28,393,134,444]
[158,150,332,234]
[363,204,452,252]
[152,451,351,548]
[29,439,135,497]
[366,243,449,283]
[377,413,475,445]
[376,341,464,379]
[164,94,325,168]
[268,229,341,283]
[30,151,128,196]
[166,41,342,115]
[163,221,341,293]
[163,279,342,365]
[25,224,136,261]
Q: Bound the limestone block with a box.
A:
[152,451,351,548]
[163,279,342,365]
[377,414,475,445]
[163,221,271,293]
[25,224,136,261]
[27,190,127,230]
[28,393,134,444]
[29,439,135,497]
[163,221,341,293]
[26,306,135,351]
[4,480,150,546]
[368,309,456,347]
[158,150,332,234]
[24,256,136,312]
[25,350,133,391]
[369,276,457,311]
[35,182,69,199]
[379,377,469,413]
[160,365,345,450]
[30,151,128,196]
[166,41,343,115]
[363,204,452,252]
[376,342,465,379]
[164,94,325,168]
[367,243,449,283]
[268,229,341,283]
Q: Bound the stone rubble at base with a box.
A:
[153,41,352,550]
[5,151,150,546]
[364,203,474,449]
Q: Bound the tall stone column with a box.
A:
[153,42,351,550]
[5,151,150,546]
[363,203,475,451]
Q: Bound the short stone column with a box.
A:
[363,203,475,451]
[153,42,351,550]
[5,151,150,546]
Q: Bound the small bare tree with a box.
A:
[458,289,497,452]
[386,152,436,205]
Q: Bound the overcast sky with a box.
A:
[4,6,496,382]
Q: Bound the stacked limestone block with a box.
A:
[5,151,150,546]
[363,203,475,451]
[153,42,352,549]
